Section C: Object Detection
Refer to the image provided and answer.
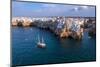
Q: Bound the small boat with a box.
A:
[37,35,46,48]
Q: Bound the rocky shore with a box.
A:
[12,17,96,40]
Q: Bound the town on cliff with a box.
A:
[12,16,96,40]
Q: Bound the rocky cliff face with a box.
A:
[11,17,96,40]
[55,17,84,40]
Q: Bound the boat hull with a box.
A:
[37,43,46,48]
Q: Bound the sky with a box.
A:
[12,1,96,17]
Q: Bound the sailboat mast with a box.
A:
[42,37,44,43]
[38,35,40,43]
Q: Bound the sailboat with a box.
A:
[37,35,46,48]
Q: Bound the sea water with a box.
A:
[12,27,96,66]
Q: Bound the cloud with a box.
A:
[42,4,57,8]
[81,6,89,9]
[71,5,90,12]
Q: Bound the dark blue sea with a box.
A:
[12,27,96,66]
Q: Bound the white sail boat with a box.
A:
[37,35,46,48]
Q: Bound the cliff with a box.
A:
[11,17,96,40]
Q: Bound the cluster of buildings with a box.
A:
[12,16,96,40]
